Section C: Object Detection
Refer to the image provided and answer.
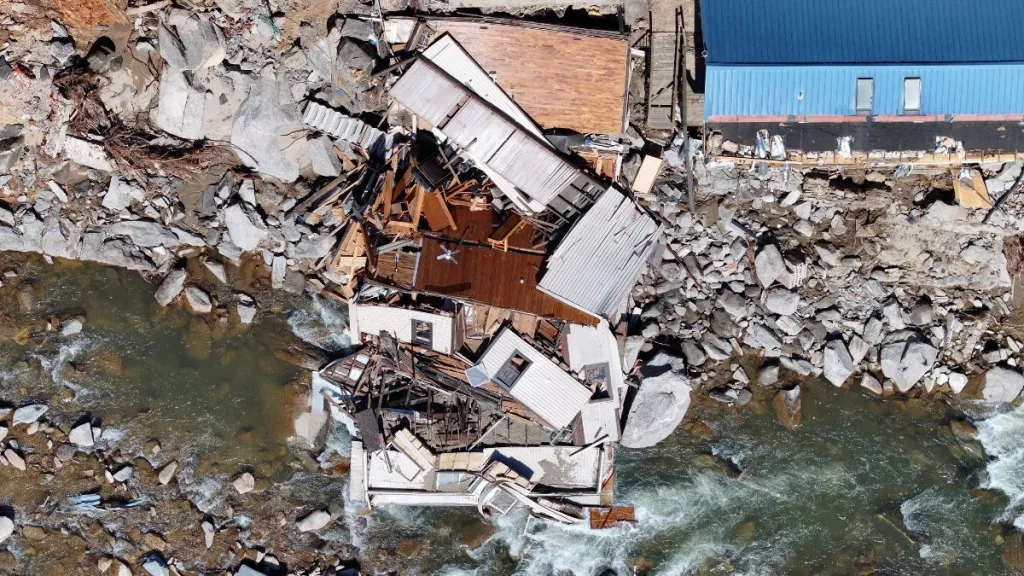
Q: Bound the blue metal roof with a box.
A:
[701,0,1024,65]
[704,64,1024,118]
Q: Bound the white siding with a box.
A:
[349,303,455,354]
[477,328,592,429]
[539,187,662,319]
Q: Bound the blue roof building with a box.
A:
[701,0,1024,150]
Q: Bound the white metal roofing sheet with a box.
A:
[349,303,455,354]
[422,35,545,140]
[539,188,662,319]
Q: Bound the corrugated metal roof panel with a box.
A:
[477,328,592,430]
[422,35,547,139]
[390,60,466,126]
[701,0,1024,65]
[705,64,1024,117]
[538,188,662,319]
[390,57,583,214]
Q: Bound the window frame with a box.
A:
[903,77,922,114]
[410,319,433,348]
[855,78,874,115]
[493,351,531,391]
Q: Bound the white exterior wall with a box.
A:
[348,303,455,354]
[477,328,592,429]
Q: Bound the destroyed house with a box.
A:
[701,0,1024,151]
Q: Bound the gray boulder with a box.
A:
[880,331,938,393]
[224,203,268,252]
[763,287,799,316]
[184,286,213,314]
[621,371,691,448]
[755,244,784,287]
[296,510,331,532]
[154,269,187,306]
[823,339,855,386]
[158,9,226,71]
[982,366,1024,403]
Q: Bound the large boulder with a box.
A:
[620,371,691,449]
[823,339,855,386]
[231,77,302,182]
[755,244,784,287]
[880,331,938,393]
[224,203,268,252]
[158,9,226,71]
[982,366,1024,403]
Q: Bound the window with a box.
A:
[494,351,531,391]
[856,78,874,114]
[411,319,433,348]
[904,77,921,114]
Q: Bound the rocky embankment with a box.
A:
[625,155,1024,433]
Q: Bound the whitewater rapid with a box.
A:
[978,407,1024,531]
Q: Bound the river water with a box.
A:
[2,256,1024,575]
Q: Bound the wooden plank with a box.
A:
[421,191,458,232]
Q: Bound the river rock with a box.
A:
[950,420,979,441]
[982,366,1024,403]
[823,339,856,386]
[773,385,802,430]
[112,465,133,482]
[233,472,255,494]
[861,373,883,395]
[296,510,331,532]
[204,260,228,284]
[202,520,215,548]
[880,332,938,393]
[224,203,268,252]
[948,372,968,394]
[158,461,178,485]
[12,404,47,425]
[620,371,691,449]
[154,269,187,306]
[184,286,213,314]
[0,517,12,544]
[61,317,84,336]
[69,422,94,448]
[236,294,257,324]
[4,449,25,470]
[764,287,799,316]
[755,244,784,287]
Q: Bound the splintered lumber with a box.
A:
[589,507,636,529]
[421,191,457,232]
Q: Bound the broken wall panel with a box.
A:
[474,327,592,430]
[348,302,456,353]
